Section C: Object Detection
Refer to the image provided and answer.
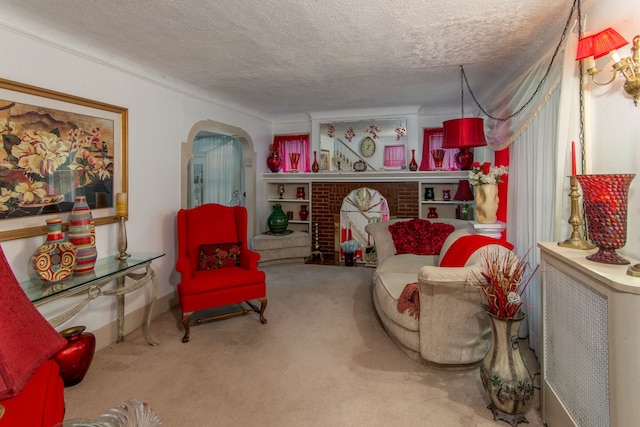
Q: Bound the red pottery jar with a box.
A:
[267,152,282,172]
[53,326,96,387]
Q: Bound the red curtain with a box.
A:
[495,146,509,240]
[272,134,310,172]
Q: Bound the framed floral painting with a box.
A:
[0,78,128,241]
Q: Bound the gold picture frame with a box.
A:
[0,78,128,241]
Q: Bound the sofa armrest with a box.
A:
[365,219,409,267]
[417,264,490,367]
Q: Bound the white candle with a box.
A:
[116,193,128,217]
[611,50,622,64]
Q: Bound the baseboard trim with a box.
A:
[92,293,177,351]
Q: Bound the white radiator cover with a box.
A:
[539,243,640,427]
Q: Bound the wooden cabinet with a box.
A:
[418,175,474,220]
[265,180,311,233]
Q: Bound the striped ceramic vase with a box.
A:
[68,196,98,273]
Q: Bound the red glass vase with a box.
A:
[409,149,418,171]
[296,186,306,199]
[267,152,282,173]
[53,325,96,387]
[299,205,309,221]
[576,174,635,264]
[312,150,320,173]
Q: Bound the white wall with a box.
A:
[0,26,272,334]
[584,0,640,259]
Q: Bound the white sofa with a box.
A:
[365,218,514,369]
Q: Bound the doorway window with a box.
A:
[190,133,243,207]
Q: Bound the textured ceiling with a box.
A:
[1,0,575,121]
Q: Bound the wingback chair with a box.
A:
[175,203,267,343]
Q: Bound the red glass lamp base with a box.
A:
[455,148,474,170]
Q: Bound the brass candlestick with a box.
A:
[115,216,131,260]
[310,222,323,260]
[559,175,595,250]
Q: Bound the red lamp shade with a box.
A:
[442,118,487,170]
[453,179,474,201]
[576,35,595,60]
[442,118,488,149]
[590,27,628,59]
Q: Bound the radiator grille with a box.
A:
[544,263,609,427]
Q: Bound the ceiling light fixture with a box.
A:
[576,28,640,106]
[442,66,487,171]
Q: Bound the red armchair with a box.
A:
[176,204,267,343]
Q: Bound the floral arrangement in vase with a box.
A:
[340,239,360,254]
[473,250,538,319]
[468,162,508,186]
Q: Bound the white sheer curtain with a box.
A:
[508,88,560,356]
[194,135,243,206]
[483,22,580,357]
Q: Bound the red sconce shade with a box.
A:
[576,35,595,60]
[590,27,629,59]
[453,179,474,201]
[442,118,487,170]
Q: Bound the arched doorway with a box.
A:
[182,120,257,237]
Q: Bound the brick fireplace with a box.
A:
[311,181,419,258]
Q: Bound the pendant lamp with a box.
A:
[442,66,487,170]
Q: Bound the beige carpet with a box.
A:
[62,263,544,426]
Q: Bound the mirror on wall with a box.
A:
[319,118,407,172]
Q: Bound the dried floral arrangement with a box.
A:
[473,249,538,319]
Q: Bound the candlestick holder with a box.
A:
[115,216,131,260]
[558,176,596,250]
[310,222,323,260]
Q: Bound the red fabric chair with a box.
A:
[0,244,66,426]
[175,204,267,343]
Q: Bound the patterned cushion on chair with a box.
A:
[196,243,241,270]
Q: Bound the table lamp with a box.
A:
[453,179,475,220]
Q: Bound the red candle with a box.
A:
[571,141,576,176]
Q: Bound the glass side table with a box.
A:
[22,252,165,346]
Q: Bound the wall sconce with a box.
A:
[576,28,640,106]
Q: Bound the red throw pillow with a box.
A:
[0,246,67,400]
[389,219,454,255]
[197,243,241,270]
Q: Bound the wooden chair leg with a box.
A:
[258,297,268,324]
[181,312,192,343]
